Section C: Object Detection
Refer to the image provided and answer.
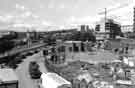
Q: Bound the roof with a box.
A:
[116,80,133,85]
[0,68,18,83]
[41,72,71,88]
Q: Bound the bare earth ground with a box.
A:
[66,49,118,64]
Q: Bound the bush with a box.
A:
[0,39,15,53]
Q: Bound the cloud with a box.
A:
[0,15,14,22]
[21,11,32,17]
[67,15,103,27]
[39,5,44,9]
[48,0,55,9]
[48,3,54,8]
[98,1,134,25]
[59,4,65,9]
[107,3,134,25]
[41,21,52,26]
[12,23,33,28]
[15,4,39,19]
[0,12,39,23]
[15,4,28,11]
[0,11,41,31]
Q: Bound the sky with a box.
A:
[0,0,134,31]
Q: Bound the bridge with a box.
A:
[0,42,47,58]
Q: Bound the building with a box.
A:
[95,32,109,41]
[107,20,121,39]
[64,41,93,53]
[121,25,133,33]
[95,24,100,31]
[80,25,86,32]
[95,19,121,39]
[80,25,90,32]
[95,19,106,32]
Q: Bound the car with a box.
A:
[18,54,26,59]
[14,57,23,64]
[29,61,41,79]
[8,61,18,69]
[34,50,38,53]
[26,51,34,56]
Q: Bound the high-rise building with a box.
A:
[133,7,135,32]
[80,25,86,32]
[105,19,121,39]
[86,25,89,31]
[95,24,100,31]
[96,19,121,39]
[80,25,91,32]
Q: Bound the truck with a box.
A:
[29,61,41,79]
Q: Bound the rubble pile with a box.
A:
[58,56,135,88]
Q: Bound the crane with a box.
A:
[98,3,130,32]
[98,3,130,21]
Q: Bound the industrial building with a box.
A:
[121,25,133,33]
[95,19,121,39]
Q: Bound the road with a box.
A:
[15,51,47,88]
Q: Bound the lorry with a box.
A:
[29,61,41,79]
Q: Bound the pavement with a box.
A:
[15,51,47,88]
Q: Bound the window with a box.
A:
[69,47,72,52]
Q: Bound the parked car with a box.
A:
[34,50,38,53]
[26,51,34,56]
[29,61,41,79]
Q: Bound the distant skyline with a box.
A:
[0,0,134,31]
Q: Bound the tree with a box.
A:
[0,39,15,53]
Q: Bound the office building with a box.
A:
[121,25,133,33]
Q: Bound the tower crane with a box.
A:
[98,3,130,32]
